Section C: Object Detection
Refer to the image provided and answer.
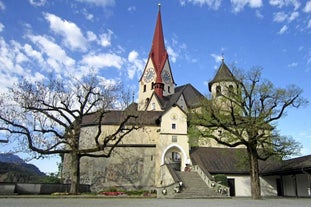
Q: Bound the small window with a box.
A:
[216,85,221,97]
[172,136,177,142]
[143,85,146,92]
[229,85,234,96]
[172,123,176,129]
[168,86,170,93]
[151,82,155,89]
[152,102,156,110]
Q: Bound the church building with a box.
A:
[62,6,311,198]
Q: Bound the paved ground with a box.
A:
[0,197,310,207]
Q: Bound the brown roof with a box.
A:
[190,147,311,175]
[159,83,205,110]
[263,154,311,175]
[208,61,237,91]
[81,103,162,126]
[190,147,250,174]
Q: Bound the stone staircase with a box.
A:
[174,171,227,199]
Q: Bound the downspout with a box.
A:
[293,174,298,197]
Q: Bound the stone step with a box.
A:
[174,171,227,199]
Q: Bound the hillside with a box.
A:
[0,153,46,183]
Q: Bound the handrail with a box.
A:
[194,164,230,196]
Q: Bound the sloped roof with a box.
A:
[149,7,168,80]
[263,154,311,175]
[81,103,162,126]
[159,84,205,110]
[208,61,237,91]
[191,147,250,174]
[190,147,311,175]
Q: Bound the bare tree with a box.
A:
[189,67,307,199]
[0,74,139,194]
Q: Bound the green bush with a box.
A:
[214,174,228,186]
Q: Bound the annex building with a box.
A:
[62,7,311,198]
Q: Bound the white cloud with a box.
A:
[273,11,298,23]
[288,62,298,67]
[255,10,264,19]
[44,13,88,52]
[304,1,311,13]
[29,0,46,7]
[307,19,311,28]
[127,50,144,80]
[23,43,45,66]
[99,29,113,47]
[269,0,300,10]
[181,0,222,10]
[128,50,138,63]
[81,53,124,69]
[0,1,5,10]
[231,0,263,13]
[0,22,4,32]
[279,25,288,34]
[211,53,223,63]
[28,34,75,73]
[288,11,299,22]
[273,12,288,22]
[167,46,178,63]
[128,6,136,13]
[86,31,97,42]
[82,9,94,21]
[75,0,115,7]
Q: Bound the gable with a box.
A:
[146,93,163,111]
[161,105,187,135]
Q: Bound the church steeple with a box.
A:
[138,4,175,111]
[149,4,168,98]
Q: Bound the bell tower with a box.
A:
[138,4,175,111]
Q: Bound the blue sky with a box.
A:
[0,0,311,173]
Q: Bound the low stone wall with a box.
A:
[0,183,90,195]
[0,183,16,194]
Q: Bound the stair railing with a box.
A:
[157,164,183,198]
[193,164,230,196]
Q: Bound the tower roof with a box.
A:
[208,60,237,91]
[149,5,168,77]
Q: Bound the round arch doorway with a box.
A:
[162,145,187,171]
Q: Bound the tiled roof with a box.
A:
[81,103,163,126]
[190,147,250,174]
[263,154,311,175]
[190,147,311,175]
[208,61,237,91]
[159,84,205,110]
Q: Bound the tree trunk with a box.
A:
[248,147,261,199]
[69,152,80,194]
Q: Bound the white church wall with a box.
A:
[227,175,277,197]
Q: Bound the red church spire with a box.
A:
[149,4,168,98]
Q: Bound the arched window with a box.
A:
[216,85,221,97]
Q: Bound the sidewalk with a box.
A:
[0,197,310,207]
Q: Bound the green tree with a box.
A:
[0,74,138,194]
[189,67,307,199]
